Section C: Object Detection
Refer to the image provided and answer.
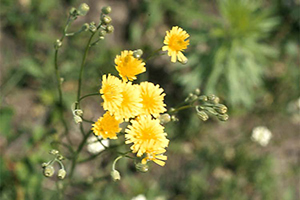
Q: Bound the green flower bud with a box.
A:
[111,170,121,181]
[102,6,112,14]
[208,94,216,101]
[54,39,62,49]
[89,23,97,32]
[197,111,209,121]
[57,169,67,180]
[49,149,59,155]
[169,108,176,113]
[99,36,105,40]
[99,29,107,37]
[195,88,201,95]
[214,104,227,114]
[78,3,90,16]
[171,115,179,121]
[57,155,65,161]
[82,23,89,31]
[106,25,114,33]
[158,113,171,124]
[69,7,77,15]
[101,15,112,25]
[213,97,220,104]
[218,114,229,121]
[133,49,143,59]
[41,162,48,168]
[198,95,208,101]
[135,163,149,173]
[43,165,55,177]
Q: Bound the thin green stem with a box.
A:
[54,50,73,147]
[69,130,92,178]
[78,92,100,102]
[168,105,196,114]
[144,47,163,62]
[76,32,97,108]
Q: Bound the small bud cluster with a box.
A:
[69,3,90,20]
[172,88,229,122]
[42,149,66,180]
[98,6,114,41]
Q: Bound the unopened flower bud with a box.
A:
[54,39,62,49]
[169,108,176,113]
[106,25,114,33]
[111,170,121,181]
[78,3,90,16]
[89,23,97,32]
[102,6,112,14]
[43,165,55,177]
[171,115,178,121]
[208,94,216,101]
[158,113,171,124]
[133,49,143,58]
[69,7,77,15]
[74,115,82,124]
[41,162,48,168]
[218,114,229,121]
[101,15,112,25]
[195,88,201,95]
[197,111,209,121]
[198,95,208,101]
[214,104,227,114]
[82,23,89,31]
[99,36,105,40]
[57,169,67,179]
[213,97,220,104]
[99,29,107,37]
[49,149,59,155]
[57,155,65,161]
[205,107,218,115]
[135,163,149,173]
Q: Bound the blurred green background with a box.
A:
[0,0,299,199]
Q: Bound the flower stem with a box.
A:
[78,92,100,102]
[76,32,97,108]
[54,49,73,147]
[144,47,163,62]
[69,130,92,178]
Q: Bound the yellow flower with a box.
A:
[142,148,167,166]
[115,50,146,81]
[125,115,169,157]
[91,111,122,139]
[162,26,190,63]
[114,82,142,121]
[100,74,123,114]
[139,82,167,118]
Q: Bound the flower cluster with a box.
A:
[92,45,177,166]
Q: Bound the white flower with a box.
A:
[87,136,109,154]
[251,126,272,146]
[131,194,147,200]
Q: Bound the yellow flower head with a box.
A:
[115,50,146,81]
[139,82,167,118]
[91,111,122,139]
[162,26,190,63]
[125,115,169,157]
[141,148,167,166]
[100,74,123,114]
[114,82,142,121]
